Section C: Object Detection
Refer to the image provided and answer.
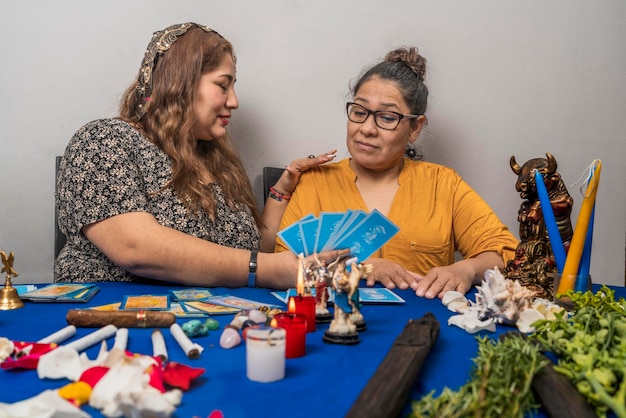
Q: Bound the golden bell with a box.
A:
[0,280,24,310]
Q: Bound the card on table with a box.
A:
[169,288,214,301]
[273,287,403,304]
[120,294,170,310]
[20,283,100,303]
[203,295,281,310]
[182,300,241,315]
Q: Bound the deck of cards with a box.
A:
[278,209,399,262]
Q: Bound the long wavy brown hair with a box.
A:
[119,27,260,225]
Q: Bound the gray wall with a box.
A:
[1,0,624,286]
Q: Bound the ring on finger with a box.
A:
[308,155,315,158]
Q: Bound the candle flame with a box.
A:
[296,253,305,295]
[270,318,277,328]
[288,297,296,313]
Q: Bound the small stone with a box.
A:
[248,309,267,324]
[182,320,209,338]
[219,325,241,349]
[203,318,219,330]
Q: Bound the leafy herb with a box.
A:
[530,285,626,418]
[410,333,547,418]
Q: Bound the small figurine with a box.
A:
[323,258,372,345]
[0,250,24,310]
[310,254,340,323]
[505,153,574,298]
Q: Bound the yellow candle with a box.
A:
[557,160,602,294]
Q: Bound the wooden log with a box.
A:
[345,312,440,418]
[499,332,596,418]
[67,309,176,328]
[532,360,597,418]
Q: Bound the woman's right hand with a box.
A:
[362,258,421,291]
[273,150,337,195]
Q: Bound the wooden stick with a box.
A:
[345,312,440,418]
[532,360,597,418]
[499,332,596,418]
[67,309,176,328]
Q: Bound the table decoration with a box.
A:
[347,313,440,418]
[169,323,203,359]
[37,325,76,344]
[64,324,118,353]
[112,328,128,351]
[152,329,168,362]
[245,326,286,382]
[557,159,602,294]
[272,298,307,358]
[0,250,23,310]
[66,308,176,328]
[292,254,317,332]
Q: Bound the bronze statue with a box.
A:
[505,153,574,298]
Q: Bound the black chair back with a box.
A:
[263,167,285,201]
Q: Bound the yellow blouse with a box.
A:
[276,158,518,275]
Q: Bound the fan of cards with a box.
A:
[278,209,399,262]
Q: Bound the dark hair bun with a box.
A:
[384,47,426,82]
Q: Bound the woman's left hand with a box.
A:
[273,150,337,195]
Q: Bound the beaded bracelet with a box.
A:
[268,186,291,202]
[247,250,258,288]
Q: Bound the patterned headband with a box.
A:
[135,22,223,118]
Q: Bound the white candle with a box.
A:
[37,325,76,344]
[170,323,204,359]
[246,326,286,383]
[152,329,168,362]
[113,328,128,351]
[63,324,117,352]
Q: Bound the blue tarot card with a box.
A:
[314,212,346,254]
[333,209,399,261]
[277,214,314,255]
[323,210,367,251]
[298,217,320,256]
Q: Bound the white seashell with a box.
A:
[448,313,496,334]
[516,308,546,333]
[0,337,14,362]
[442,291,467,307]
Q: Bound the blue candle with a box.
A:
[534,170,566,272]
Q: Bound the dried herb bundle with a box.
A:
[410,333,547,418]
[531,285,626,418]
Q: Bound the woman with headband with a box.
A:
[55,23,339,288]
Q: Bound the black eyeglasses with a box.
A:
[346,102,421,130]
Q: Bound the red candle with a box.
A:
[293,254,317,332]
[272,312,307,358]
[289,295,316,333]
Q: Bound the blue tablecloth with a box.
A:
[1,281,623,417]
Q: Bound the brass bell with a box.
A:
[0,251,24,310]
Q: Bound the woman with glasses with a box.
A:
[276,47,518,299]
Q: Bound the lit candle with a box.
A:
[293,254,317,332]
[534,170,566,272]
[246,326,286,382]
[273,301,307,358]
[557,160,602,294]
